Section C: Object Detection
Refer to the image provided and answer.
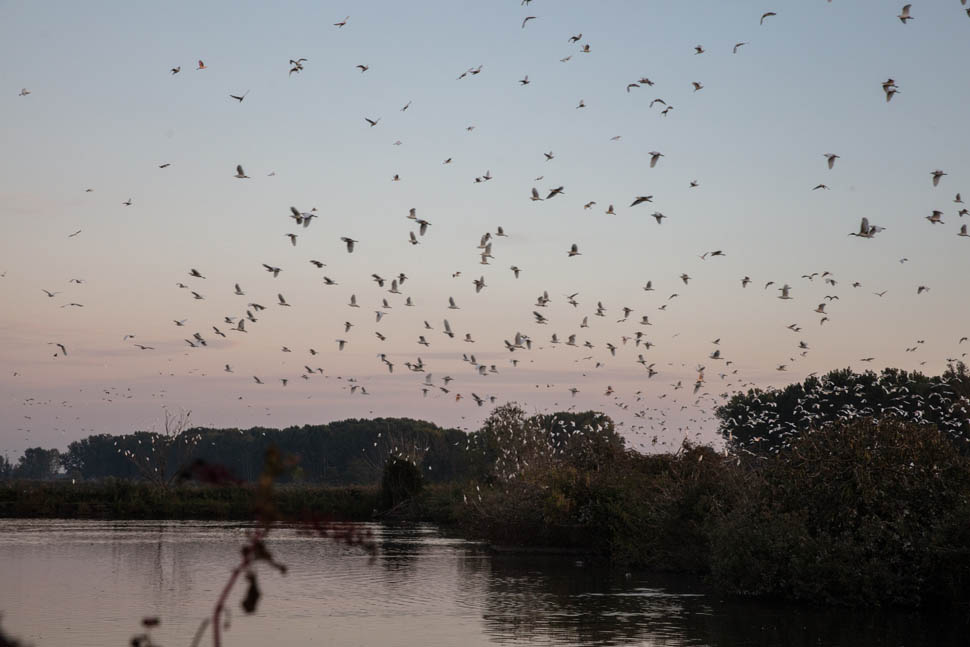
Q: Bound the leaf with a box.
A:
[241,571,261,614]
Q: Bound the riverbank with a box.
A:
[0,479,380,521]
[4,417,970,611]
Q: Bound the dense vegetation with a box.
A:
[4,366,970,609]
[450,407,970,609]
[4,417,474,484]
[716,362,970,455]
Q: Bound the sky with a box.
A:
[1,0,969,458]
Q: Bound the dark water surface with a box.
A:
[0,520,964,646]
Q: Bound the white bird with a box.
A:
[849,217,884,238]
[778,284,793,300]
[897,4,913,23]
[824,153,840,169]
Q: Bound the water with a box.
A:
[0,520,964,647]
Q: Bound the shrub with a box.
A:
[379,458,424,510]
[710,419,970,607]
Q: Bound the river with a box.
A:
[0,520,964,646]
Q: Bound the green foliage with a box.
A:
[0,479,378,521]
[379,457,425,510]
[710,419,970,607]
[13,447,61,480]
[716,365,970,455]
[455,443,745,572]
[55,417,470,485]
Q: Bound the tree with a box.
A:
[717,366,970,455]
[119,408,200,488]
[379,457,424,510]
[0,454,13,480]
[13,447,61,480]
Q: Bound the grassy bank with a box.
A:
[0,479,380,521]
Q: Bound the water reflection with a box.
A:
[0,520,966,647]
[475,554,968,647]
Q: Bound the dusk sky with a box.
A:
[2,0,969,458]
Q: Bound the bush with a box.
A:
[379,458,424,510]
[710,419,970,607]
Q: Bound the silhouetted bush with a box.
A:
[710,419,970,607]
[379,458,424,511]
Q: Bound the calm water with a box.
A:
[0,520,964,647]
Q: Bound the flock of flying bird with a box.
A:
[6,1,970,455]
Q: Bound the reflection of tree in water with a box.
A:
[378,523,427,577]
[475,553,966,647]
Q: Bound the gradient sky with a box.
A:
[2,0,969,458]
